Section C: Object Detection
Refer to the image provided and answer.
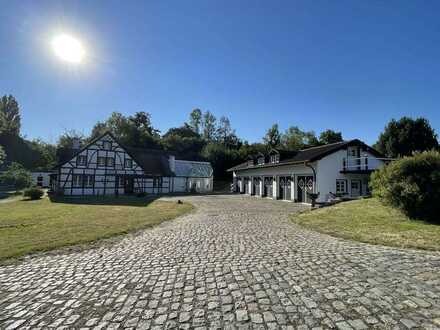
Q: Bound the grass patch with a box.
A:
[0,196,193,261]
[291,198,440,251]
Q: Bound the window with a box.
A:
[76,155,87,166]
[103,141,111,150]
[257,157,265,165]
[106,157,114,167]
[124,159,133,168]
[37,176,43,187]
[84,175,94,187]
[336,179,347,194]
[270,154,279,163]
[97,156,106,167]
[72,174,82,187]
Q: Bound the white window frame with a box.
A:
[72,174,82,187]
[124,159,133,168]
[84,175,94,187]
[336,179,347,194]
[76,155,87,166]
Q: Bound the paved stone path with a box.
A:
[1,195,440,329]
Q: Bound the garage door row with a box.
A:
[237,176,314,203]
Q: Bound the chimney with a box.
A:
[72,138,81,151]
[169,155,175,173]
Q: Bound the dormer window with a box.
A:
[257,157,265,165]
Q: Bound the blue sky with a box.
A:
[1,0,439,145]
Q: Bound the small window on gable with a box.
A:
[336,179,347,194]
[97,156,106,167]
[125,159,133,168]
[103,141,111,150]
[77,155,87,166]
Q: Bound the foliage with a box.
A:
[201,143,241,178]
[23,187,44,200]
[161,124,205,160]
[374,117,439,158]
[202,111,217,141]
[0,95,21,136]
[263,124,281,148]
[280,126,318,150]
[90,111,161,149]
[370,151,440,223]
[319,129,343,144]
[189,108,202,134]
[0,162,32,189]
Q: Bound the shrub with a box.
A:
[23,187,44,200]
[0,162,32,190]
[370,150,440,223]
[136,192,148,198]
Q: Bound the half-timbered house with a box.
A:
[50,132,213,196]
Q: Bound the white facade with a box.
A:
[231,141,386,204]
[52,133,213,196]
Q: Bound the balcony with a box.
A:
[341,157,390,173]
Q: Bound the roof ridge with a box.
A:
[298,140,349,152]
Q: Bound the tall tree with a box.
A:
[0,95,21,136]
[319,129,343,144]
[89,111,161,149]
[281,126,318,150]
[161,124,205,160]
[189,108,202,134]
[263,124,281,148]
[202,111,217,141]
[374,117,439,158]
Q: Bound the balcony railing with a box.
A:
[342,157,392,172]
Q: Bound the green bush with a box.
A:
[370,151,440,223]
[0,162,32,190]
[23,187,44,200]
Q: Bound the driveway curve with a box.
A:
[0,194,439,329]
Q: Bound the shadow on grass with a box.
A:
[48,194,160,207]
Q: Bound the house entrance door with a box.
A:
[351,180,361,197]
[124,177,134,194]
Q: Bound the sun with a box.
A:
[52,34,85,63]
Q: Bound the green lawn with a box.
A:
[292,198,440,251]
[0,196,193,261]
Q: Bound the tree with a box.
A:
[0,95,21,136]
[161,124,205,160]
[56,130,86,163]
[189,108,202,134]
[374,117,439,158]
[89,111,161,149]
[281,126,318,150]
[263,124,281,148]
[0,162,32,189]
[202,111,217,141]
[319,129,343,144]
[201,143,240,179]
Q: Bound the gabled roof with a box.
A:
[54,131,174,176]
[227,139,384,172]
[174,160,213,177]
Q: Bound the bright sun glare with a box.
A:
[52,34,85,63]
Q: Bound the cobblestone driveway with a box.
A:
[1,195,440,329]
